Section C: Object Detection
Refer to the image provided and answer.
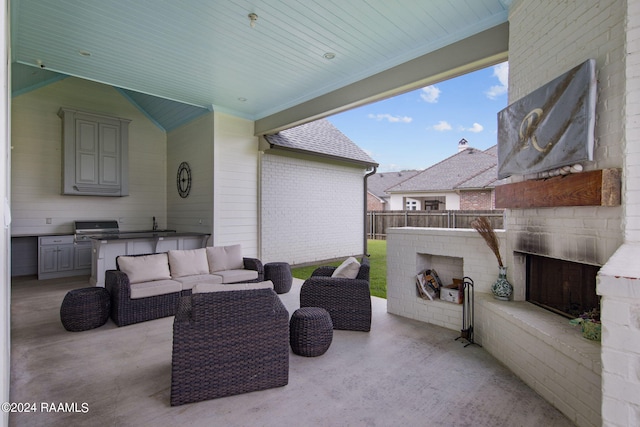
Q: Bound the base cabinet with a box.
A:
[91,234,210,286]
[38,236,91,280]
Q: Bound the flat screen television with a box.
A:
[497,59,596,179]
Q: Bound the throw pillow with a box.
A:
[168,248,209,278]
[332,257,361,279]
[117,253,171,284]
[206,244,244,273]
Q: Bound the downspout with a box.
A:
[363,165,377,257]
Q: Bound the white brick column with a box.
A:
[597,2,640,426]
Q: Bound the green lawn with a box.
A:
[291,239,387,299]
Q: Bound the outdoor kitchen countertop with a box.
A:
[89,231,209,241]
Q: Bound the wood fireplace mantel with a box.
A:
[495,168,621,209]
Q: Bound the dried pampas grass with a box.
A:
[471,216,503,267]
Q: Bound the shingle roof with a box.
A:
[387,146,499,192]
[367,170,420,198]
[456,164,505,189]
[265,119,378,166]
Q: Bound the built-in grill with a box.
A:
[74,220,120,244]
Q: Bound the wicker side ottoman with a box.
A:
[264,262,293,294]
[289,307,333,357]
[60,287,111,332]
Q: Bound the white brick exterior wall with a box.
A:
[596,2,640,426]
[260,151,365,265]
[507,1,639,425]
[625,0,640,243]
[505,0,625,279]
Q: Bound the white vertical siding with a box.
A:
[10,77,167,235]
[166,113,214,234]
[261,151,365,265]
[212,112,259,258]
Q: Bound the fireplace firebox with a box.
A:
[526,254,600,319]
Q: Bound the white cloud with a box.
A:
[367,113,412,123]
[420,85,441,103]
[433,121,452,131]
[485,62,509,100]
[467,123,484,133]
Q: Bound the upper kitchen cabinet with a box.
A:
[58,108,131,196]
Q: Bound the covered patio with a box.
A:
[9,274,573,427]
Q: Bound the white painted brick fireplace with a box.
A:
[386,2,640,426]
[387,227,602,427]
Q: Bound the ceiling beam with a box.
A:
[255,22,509,136]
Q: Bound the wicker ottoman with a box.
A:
[60,287,111,332]
[289,307,333,357]
[265,262,293,294]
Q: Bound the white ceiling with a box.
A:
[11,0,509,122]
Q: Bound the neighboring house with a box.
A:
[366,170,420,211]
[386,145,502,211]
[261,119,377,265]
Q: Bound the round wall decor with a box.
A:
[177,162,192,198]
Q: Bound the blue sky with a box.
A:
[327,62,509,172]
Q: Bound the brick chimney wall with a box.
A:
[459,190,495,210]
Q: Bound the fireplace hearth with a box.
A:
[526,254,600,319]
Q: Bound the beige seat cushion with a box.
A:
[192,280,274,294]
[168,248,209,278]
[214,269,259,284]
[129,279,182,299]
[206,245,244,272]
[173,274,224,290]
[332,257,361,279]
[118,253,171,284]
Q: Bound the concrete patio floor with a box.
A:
[9,275,575,427]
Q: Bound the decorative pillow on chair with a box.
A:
[117,253,171,284]
[332,257,361,279]
[168,248,209,278]
[206,244,244,273]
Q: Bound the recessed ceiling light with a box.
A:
[78,50,92,57]
[323,52,336,60]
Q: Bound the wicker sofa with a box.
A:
[300,256,372,332]
[170,283,289,406]
[105,245,264,326]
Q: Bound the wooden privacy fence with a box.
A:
[367,210,504,240]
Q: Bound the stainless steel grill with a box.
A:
[74,220,120,244]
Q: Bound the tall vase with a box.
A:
[491,266,513,301]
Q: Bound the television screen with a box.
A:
[497,59,596,179]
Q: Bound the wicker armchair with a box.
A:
[299,257,371,332]
[170,288,289,406]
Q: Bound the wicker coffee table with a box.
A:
[60,287,110,332]
[289,307,333,357]
[264,262,293,294]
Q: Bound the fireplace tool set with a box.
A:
[456,277,480,347]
